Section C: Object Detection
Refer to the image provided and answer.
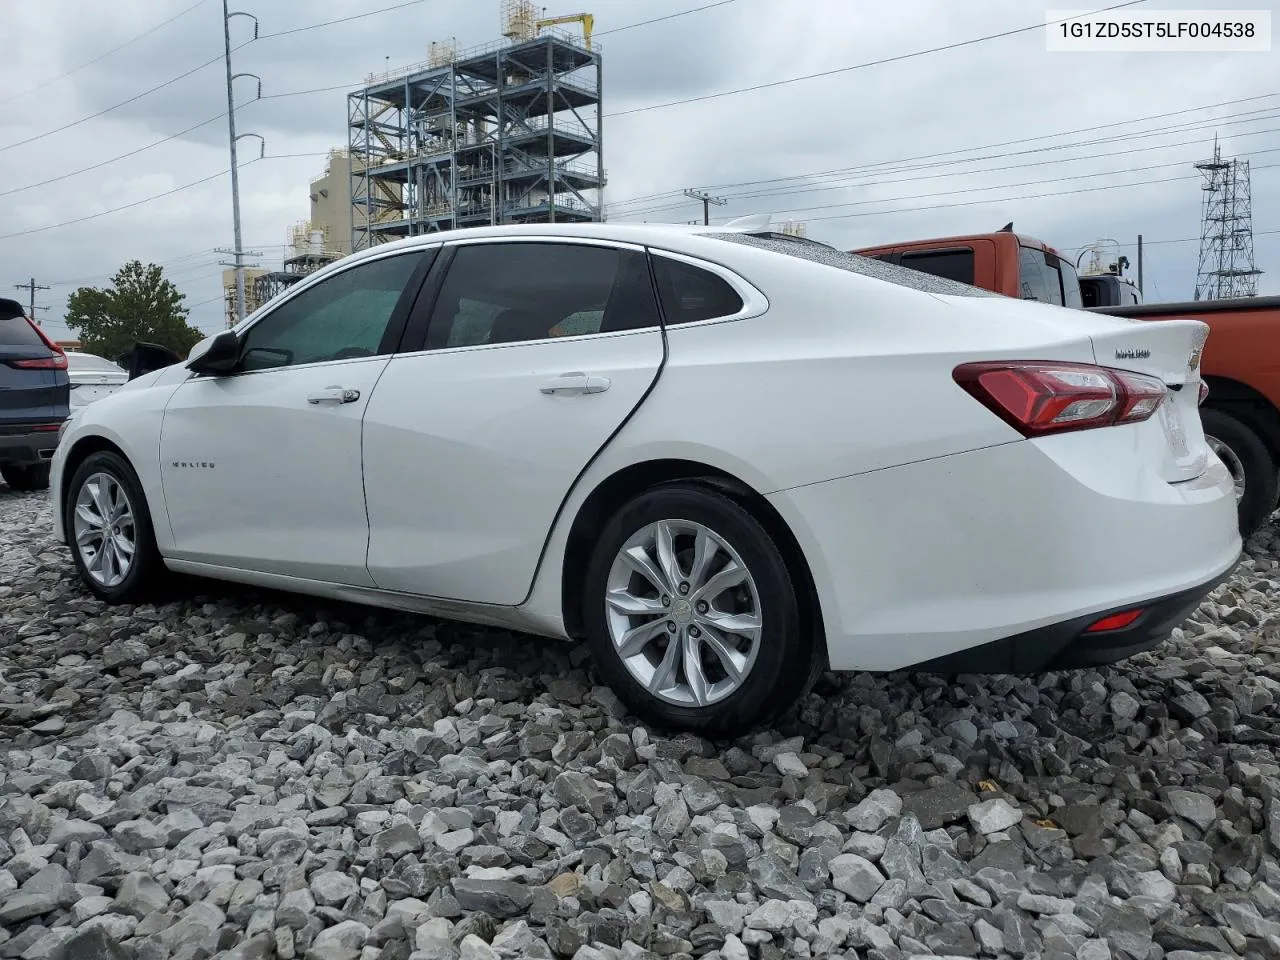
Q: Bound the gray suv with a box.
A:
[0,297,70,491]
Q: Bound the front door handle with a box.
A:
[539,373,611,396]
[306,386,361,405]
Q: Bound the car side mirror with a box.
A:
[187,330,241,375]
[116,341,184,381]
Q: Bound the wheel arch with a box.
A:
[58,435,131,517]
[559,457,827,669]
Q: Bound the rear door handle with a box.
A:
[306,386,361,405]
[539,373,611,396]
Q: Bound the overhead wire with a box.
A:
[601,0,1147,119]
[608,95,1280,210]
[0,0,211,106]
[615,118,1280,219]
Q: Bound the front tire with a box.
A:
[1,462,51,491]
[1201,407,1278,537]
[64,451,166,603]
[582,483,813,737]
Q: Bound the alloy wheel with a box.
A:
[1206,434,1246,503]
[604,518,762,707]
[73,472,137,588]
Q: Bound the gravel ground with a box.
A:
[3,487,1280,960]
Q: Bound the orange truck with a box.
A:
[852,228,1280,536]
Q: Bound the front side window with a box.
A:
[425,242,659,349]
[238,252,426,371]
[899,248,975,286]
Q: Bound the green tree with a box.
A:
[64,260,205,360]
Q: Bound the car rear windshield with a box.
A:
[68,353,125,372]
[704,232,1001,298]
[0,314,46,347]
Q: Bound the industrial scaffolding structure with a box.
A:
[1194,138,1263,301]
[346,0,604,251]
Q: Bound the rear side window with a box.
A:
[899,248,975,286]
[1017,245,1065,306]
[0,314,44,347]
[652,255,744,325]
[426,243,661,349]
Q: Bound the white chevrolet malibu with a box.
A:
[51,222,1241,734]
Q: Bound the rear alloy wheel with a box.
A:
[1201,407,1278,537]
[582,484,812,737]
[65,451,166,602]
[1,463,51,492]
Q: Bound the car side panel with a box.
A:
[50,366,190,550]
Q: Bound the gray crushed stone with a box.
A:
[3,487,1280,960]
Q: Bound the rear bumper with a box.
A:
[0,424,63,465]
[766,433,1242,673]
[907,565,1234,673]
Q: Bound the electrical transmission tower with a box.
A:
[1194,137,1263,301]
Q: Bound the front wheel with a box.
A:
[581,483,814,737]
[1201,407,1278,538]
[64,451,166,602]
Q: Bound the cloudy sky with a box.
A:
[1,0,1276,341]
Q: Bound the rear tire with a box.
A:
[63,451,167,603]
[1201,406,1278,537]
[1,463,51,491]
[581,483,814,738]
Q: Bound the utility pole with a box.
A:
[221,0,264,325]
[684,188,726,226]
[14,278,50,324]
[1137,234,1144,295]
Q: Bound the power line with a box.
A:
[615,120,1280,219]
[0,0,211,106]
[609,92,1280,211]
[259,0,749,102]
[258,0,431,38]
[799,161,1280,226]
[602,0,1147,120]
[0,45,250,155]
[595,0,740,36]
[0,113,227,199]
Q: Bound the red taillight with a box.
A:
[6,317,68,370]
[1085,608,1144,632]
[953,361,1168,437]
[1198,380,1209,406]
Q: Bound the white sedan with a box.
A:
[50,222,1241,734]
[65,350,129,408]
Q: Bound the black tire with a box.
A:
[1202,406,1279,537]
[581,483,813,738]
[1,462,51,491]
[63,451,167,603]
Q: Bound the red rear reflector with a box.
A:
[9,355,68,370]
[31,424,62,432]
[953,361,1167,436]
[1085,608,1144,632]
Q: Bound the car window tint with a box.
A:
[238,252,424,371]
[426,243,659,349]
[652,255,744,325]
[899,248,975,286]
[0,314,43,347]
[1017,245,1065,306]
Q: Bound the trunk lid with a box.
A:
[1086,317,1211,483]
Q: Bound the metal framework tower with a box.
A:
[346,15,604,250]
[1194,138,1263,300]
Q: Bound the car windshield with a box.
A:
[704,231,1001,298]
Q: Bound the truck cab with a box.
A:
[852,229,1084,309]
